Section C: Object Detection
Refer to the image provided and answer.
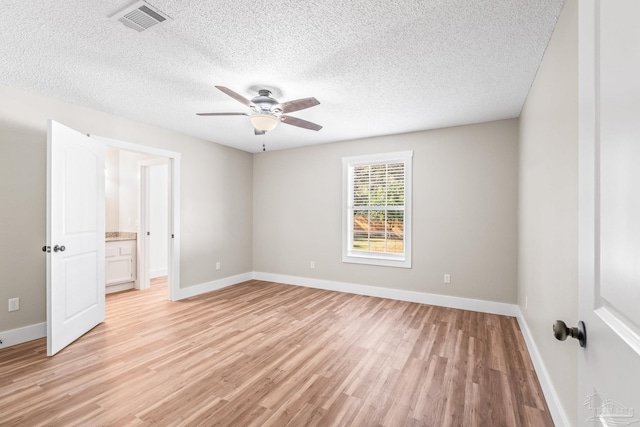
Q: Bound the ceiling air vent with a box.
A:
[110,1,172,32]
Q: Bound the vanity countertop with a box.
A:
[106,231,137,242]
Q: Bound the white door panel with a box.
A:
[598,0,640,330]
[579,0,640,424]
[47,120,105,356]
[149,163,168,278]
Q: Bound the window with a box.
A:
[342,151,412,268]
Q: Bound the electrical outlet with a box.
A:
[310,261,315,269]
[443,274,451,284]
[8,298,19,312]
[216,262,221,270]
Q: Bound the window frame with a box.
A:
[342,150,413,268]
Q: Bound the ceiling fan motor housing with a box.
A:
[251,90,281,114]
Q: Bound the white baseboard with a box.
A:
[172,272,254,300]
[0,322,46,350]
[252,272,519,317]
[516,310,570,427]
[106,282,135,294]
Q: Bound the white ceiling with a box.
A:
[0,0,564,153]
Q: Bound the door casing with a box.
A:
[91,135,181,301]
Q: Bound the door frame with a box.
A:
[92,135,181,301]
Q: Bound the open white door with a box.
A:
[46,120,105,356]
[578,0,640,424]
[138,158,169,291]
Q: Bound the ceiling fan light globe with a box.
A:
[249,113,279,132]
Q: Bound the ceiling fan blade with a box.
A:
[279,97,320,114]
[196,112,247,116]
[215,86,254,108]
[281,115,323,131]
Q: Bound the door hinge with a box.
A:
[171,234,174,238]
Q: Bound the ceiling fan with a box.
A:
[197,86,322,135]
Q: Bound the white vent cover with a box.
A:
[110,1,172,32]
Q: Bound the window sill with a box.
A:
[343,253,411,269]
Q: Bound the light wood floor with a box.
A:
[0,278,554,426]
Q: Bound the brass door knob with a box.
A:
[553,320,586,348]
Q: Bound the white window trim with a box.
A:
[342,150,413,268]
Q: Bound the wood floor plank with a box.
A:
[0,278,554,426]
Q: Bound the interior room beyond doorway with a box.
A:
[105,147,169,295]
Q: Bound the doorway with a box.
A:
[105,149,170,296]
[93,135,181,301]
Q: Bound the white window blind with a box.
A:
[342,151,412,268]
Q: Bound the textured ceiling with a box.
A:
[0,0,564,153]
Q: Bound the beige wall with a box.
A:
[0,83,253,332]
[253,119,519,303]
[117,150,153,233]
[518,0,578,425]
[105,148,152,233]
